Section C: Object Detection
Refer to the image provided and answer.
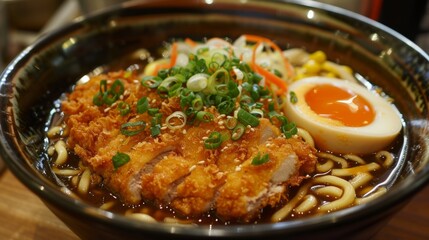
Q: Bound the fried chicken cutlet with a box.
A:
[62,70,317,222]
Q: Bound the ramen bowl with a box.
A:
[1,0,429,239]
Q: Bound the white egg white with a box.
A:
[284,77,402,154]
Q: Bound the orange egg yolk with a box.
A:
[305,84,375,127]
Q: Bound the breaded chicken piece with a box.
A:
[215,137,316,221]
[169,118,282,216]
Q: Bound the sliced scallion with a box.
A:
[237,108,260,127]
[120,121,146,136]
[148,108,159,116]
[217,98,235,115]
[166,111,187,129]
[118,101,130,116]
[112,152,130,170]
[204,131,223,149]
[191,95,203,111]
[231,123,245,141]
[141,76,162,89]
[186,73,209,92]
[196,111,214,123]
[137,97,149,114]
[251,152,270,166]
[110,79,125,96]
[250,108,264,118]
[281,122,297,138]
[225,117,238,130]
[290,91,298,104]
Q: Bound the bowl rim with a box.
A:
[1,0,429,237]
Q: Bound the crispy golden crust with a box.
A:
[62,71,317,221]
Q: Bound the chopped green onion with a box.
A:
[204,68,229,94]
[150,125,161,137]
[196,47,209,55]
[112,152,130,170]
[251,152,270,166]
[168,83,182,97]
[231,123,245,141]
[217,98,235,115]
[273,69,283,78]
[158,76,183,98]
[93,92,103,106]
[102,90,119,106]
[215,84,229,96]
[196,111,214,123]
[208,61,220,72]
[166,111,187,129]
[137,97,149,114]
[227,80,240,98]
[281,122,297,138]
[180,88,195,109]
[110,79,125,96]
[191,95,203,111]
[186,73,209,92]
[250,108,264,118]
[150,113,162,137]
[141,76,162,89]
[118,101,130,116]
[148,108,159,116]
[204,131,223,149]
[268,102,275,112]
[237,108,260,127]
[99,80,108,93]
[157,69,168,79]
[269,112,287,125]
[290,91,298,104]
[210,52,227,66]
[120,121,146,136]
[225,117,238,130]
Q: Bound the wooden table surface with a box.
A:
[1,167,428,240]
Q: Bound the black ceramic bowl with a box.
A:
[1,0,429,239]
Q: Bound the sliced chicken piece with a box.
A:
[215,137,316,221]
[170,164,224,216]
[168,118,296,217]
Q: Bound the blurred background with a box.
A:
[0,0,428,72]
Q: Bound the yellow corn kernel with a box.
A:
[321,62,337,74]
[309,50,327,63]
[294,72,308,81]
[342,65,353,74]
[323,72,337,78]
[303,59,321,74]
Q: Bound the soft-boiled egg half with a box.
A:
[284,77,402,154]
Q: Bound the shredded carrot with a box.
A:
[169,42,178,67]
[244,34,294,79]
[185,38,197,47]
[250,40,287,95]
[152,42,178,76]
